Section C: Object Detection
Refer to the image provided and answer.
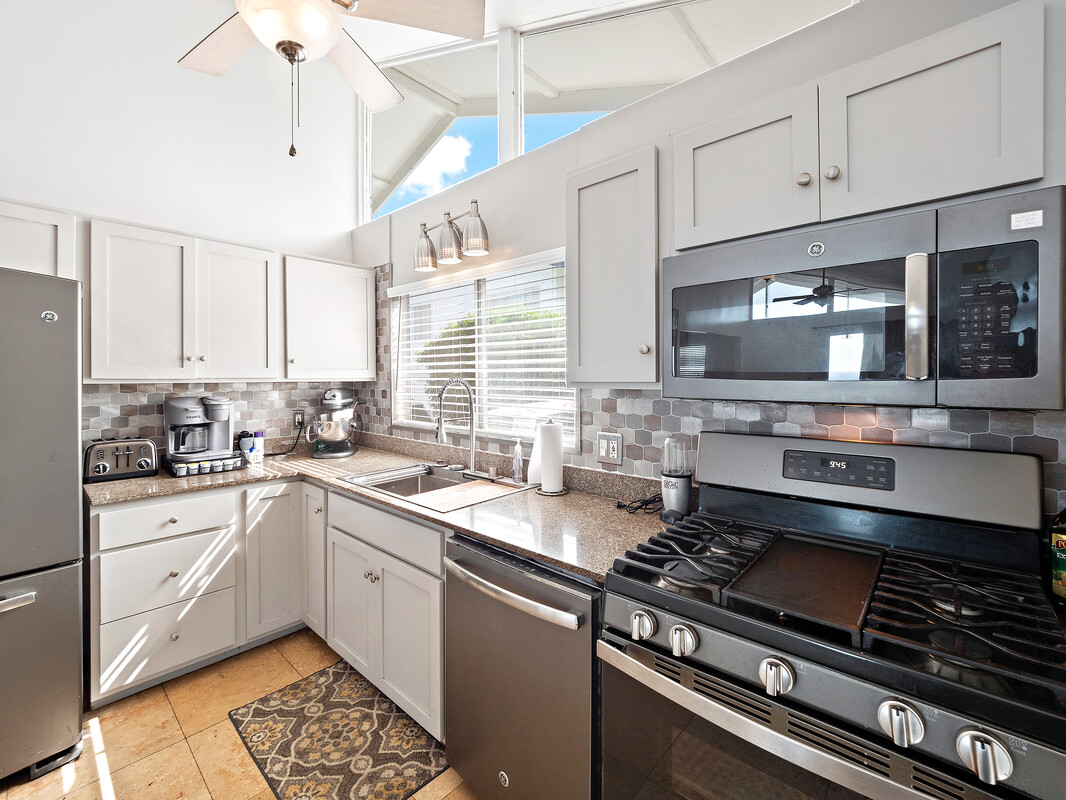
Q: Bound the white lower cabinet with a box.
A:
[246,482,302,640]
[301,483,327,638]
[326,493,444,740]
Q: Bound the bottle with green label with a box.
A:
[1050,509,1066,607]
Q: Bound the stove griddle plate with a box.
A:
[723,536,881,647]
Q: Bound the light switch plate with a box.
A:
[597,432,623,466]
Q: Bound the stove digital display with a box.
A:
[784,449,895,490]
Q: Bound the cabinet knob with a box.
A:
[168,517,179,524]
[198,355,207,362]
[169,570,179,578]
[290,358,296,364]
[314,507,322,514]
[186,355,193,362]
[364,571,371,579]
[170,633,180,642]
[823,165,841,181]
[370,573,379,583]
[796,172,812,186]
[639,344,651,355]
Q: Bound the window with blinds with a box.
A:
[393,261,576,447]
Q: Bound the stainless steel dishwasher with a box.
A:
[444,535,600,800]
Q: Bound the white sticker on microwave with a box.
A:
[1011,210,1043,230]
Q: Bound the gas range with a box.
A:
[600,433,1066,800]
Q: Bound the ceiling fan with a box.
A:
[771,269,873,307]
[179,0,485,152]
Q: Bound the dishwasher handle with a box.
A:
[444,557,584,631]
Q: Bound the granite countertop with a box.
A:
[84,447,663,583]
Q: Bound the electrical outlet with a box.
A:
[597,432,623,466]
[293,409,305,427]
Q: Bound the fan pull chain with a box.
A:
[288,58,297,157]
[297,58,301,129]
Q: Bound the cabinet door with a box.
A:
[565,146,658,384]
[327,528,375,677]
[0,200,76,279]
[196,240,282,379]
[285,256,375,380]
[245,483,301,640]
[377,548,442,740]
[673,85,820,248]
[301,483,326,638]
[818,0,1043,220]
[90,221,196,380]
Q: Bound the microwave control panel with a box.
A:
[939,241,1038,380]
[783,450,895,491]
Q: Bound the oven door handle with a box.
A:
[444,557,583,630]
[904,252,930,381]
[597,640,930,800]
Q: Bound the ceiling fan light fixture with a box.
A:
[415,223,438,272]
[437,213,463,265]
[236,0,341,62]
[461,200,489,257]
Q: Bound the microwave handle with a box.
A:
[905,253,930,381]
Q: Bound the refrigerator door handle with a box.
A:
[0,592,37,615]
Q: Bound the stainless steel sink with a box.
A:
[340,463,529,510]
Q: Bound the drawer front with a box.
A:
[98,492,235,550]
[97,587,236,699]
[99,527,236,623]
[329,493,443,575]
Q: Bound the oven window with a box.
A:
[602,661,872,800]
[671,260,916,382]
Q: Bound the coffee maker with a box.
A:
[163,395,236,462]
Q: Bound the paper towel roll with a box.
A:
[538,419,564,493]
[527,428,542,484]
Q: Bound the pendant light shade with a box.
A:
[414,223,438,272]
[236,0,341,61]
[437,212,464,265]
[461,199,489,256]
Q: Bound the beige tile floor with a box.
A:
[0,628,479,800]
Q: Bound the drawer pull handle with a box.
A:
[169,570,180,578]
[168,517,179,524]
[170,633,180,642]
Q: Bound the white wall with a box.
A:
[1,1,358,260]
[361,0,1065,286]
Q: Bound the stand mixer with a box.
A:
[306,388,360,459]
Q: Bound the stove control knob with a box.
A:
[877,700,925,747]
[669,624,698,657]
[629,609,657,641]
[758,657,795,697]
[956,730,1013,785]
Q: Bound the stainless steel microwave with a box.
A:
[662,186,1065,409]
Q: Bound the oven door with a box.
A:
[661,210,936,406]
[598,638,1002,800]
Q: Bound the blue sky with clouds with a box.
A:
[375,113,605,218]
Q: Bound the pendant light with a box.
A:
[437,212,464,265]
[461,199,489,256]
[415,223,438,272]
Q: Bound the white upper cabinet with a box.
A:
[673,86,820,249]
[91,221,196,381]
[0,201,76,279]
[817,0,1043,221]
[195,239,281,380]
[284,256,375,381]
[90,221,281,381]
[565,146,658,385]
[673,0,1044,249]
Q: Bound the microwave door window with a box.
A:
[672,262,907,382]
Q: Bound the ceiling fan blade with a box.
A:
[343,0,486,41]
[772,294,816,303]
[178,13,257,77]
[328,30,404,112]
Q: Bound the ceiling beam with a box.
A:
[388,67,462,116]
[523,64,560,99]
[669,6,716,69]
[372,113,457,212]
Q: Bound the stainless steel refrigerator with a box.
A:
[0,267,83,780]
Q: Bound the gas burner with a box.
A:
[652,559,717,591]
[928,628,995,661]
[915,649,1013,697]
[928,585,987,618]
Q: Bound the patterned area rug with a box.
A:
[230,660,449,800]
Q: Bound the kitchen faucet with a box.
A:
[436,376,476,474]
